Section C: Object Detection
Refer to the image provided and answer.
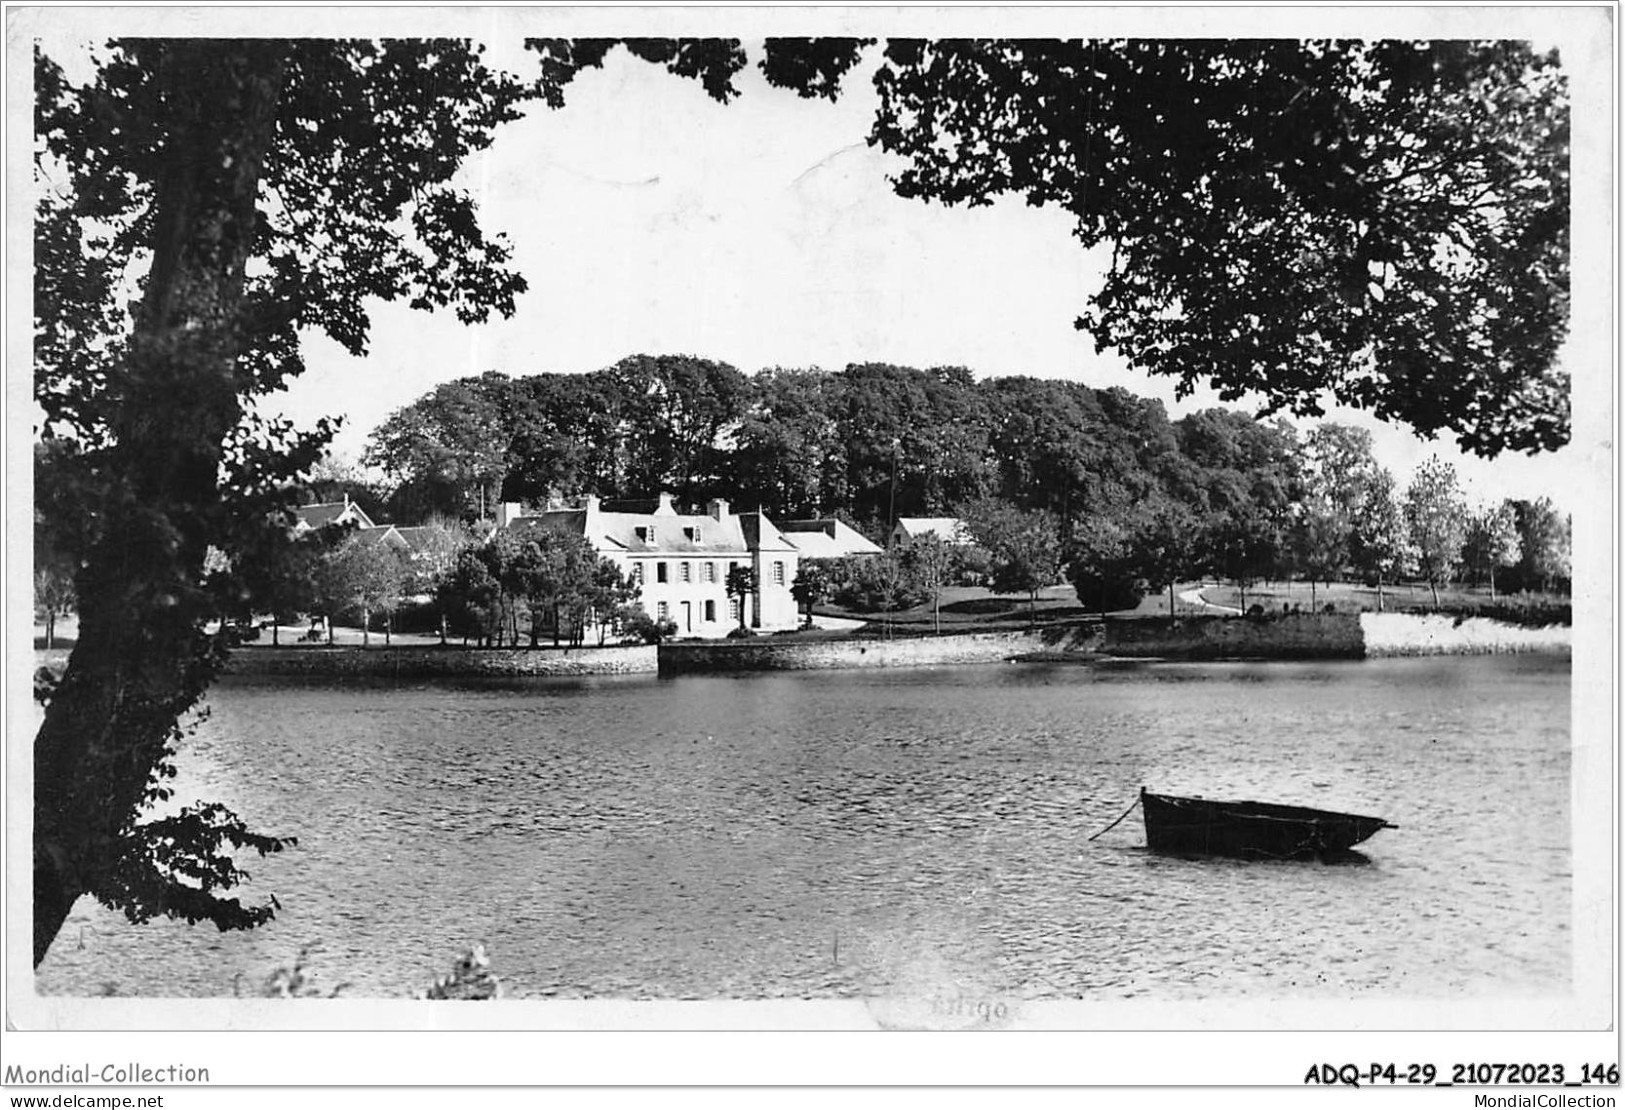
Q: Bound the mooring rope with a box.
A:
[1087,795,1142,842]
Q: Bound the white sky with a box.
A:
[262,36,1603,514]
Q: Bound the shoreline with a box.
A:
[64,612,1560,680]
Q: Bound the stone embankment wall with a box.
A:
[1100,613,1366,659]
[209,613,1570,681]
[226,644,658,677]
[658,631,1042,675]
[1360,613,1571,657]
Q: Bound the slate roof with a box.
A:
[514,505,752,555]
[350,525,410,552]
[738,511,798,554]
[393,526,455,556]
[779,519,884,559]
[294,500,375,531]
[894,517,972,544]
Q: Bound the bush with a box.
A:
[390,598,448,636]
[1066,565,1145,614]
[1431,593,1571,627]
[621,610,677,644]
[726,625,758,639]
[829,555,929,612]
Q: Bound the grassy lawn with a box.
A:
[1194,579,1567,616]
[37,580,1568,655]
[817,578,1571,635]
[812,582,1218,634]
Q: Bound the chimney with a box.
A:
[708,498,730,521]
[655,491,676,515]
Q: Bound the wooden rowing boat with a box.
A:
[1140,787,1396,859]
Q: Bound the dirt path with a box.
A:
[1177,586,1242,615]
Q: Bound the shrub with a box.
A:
[829,555,928,612]
[620,610,677,644]
[244,945,350,998]
[1430,593,1571,627]
[418,944,501,1000]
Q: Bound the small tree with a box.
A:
[616,605,676,644]
[587,559,641,645]
[436,548,502,646]
[790,559,835,629]
[899,535,954,633]
[1293,492,1350,611]
[1462,501,1523,600]
[726,565,757,632]
[1513,497,1571,594]
[960,498,1064,624]
[1403,456,1470,607]
[314,534,408,647]
[1066,513,1143,618]
[1348,476,1417,612]
[508,536,567,647]
[1129,501,1199,621]
[34,566,76,650]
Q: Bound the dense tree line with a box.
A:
[358,360,1573,618]
[363,359,1220,535]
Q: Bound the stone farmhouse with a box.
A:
[293,497,412,555]
[292,495,378,535]
[888,516,973,550]
[505,493,801,639]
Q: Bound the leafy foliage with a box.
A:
[1461,500,1523,597]
[1402,455,1471,603]
[417,943,502,1001]
[790,558,837,627]
[1509,497,1572,593]
[865,39,1569,456]
[898,534,957,632]
[312,532,408,646]
[1066,511,1145,616]
[725,565,758,631]
[828,555,927,613]
[29,35,670,966]
[959,498,1066,616]
[760,38,874,101]
[363,375,512,521]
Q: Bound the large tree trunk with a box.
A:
[33,45,285,967]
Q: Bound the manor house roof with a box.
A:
[510,493,761,556]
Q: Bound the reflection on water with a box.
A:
[37,655,1571,1001]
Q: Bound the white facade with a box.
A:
[512,493,800,639]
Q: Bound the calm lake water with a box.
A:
[36,655,1571,1002]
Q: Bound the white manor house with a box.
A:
[504,493,803,639]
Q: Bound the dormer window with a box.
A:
[636,525,657,544]
[685,525,702,542]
